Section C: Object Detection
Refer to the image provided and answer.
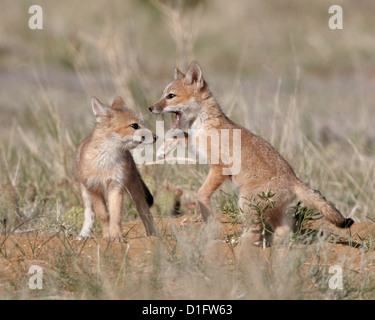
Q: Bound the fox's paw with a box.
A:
[156,140,179,160]
[156,151,166,160]
[109,236,126,243]
[76,234,91,241]
[252,241,264,247]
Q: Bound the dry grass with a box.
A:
[1,0,375,299]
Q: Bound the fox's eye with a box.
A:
[130,123,140,130]
[166,93,176,99]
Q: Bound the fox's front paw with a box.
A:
[108,236,126,243]
[156,149,166,160]
[76,234,91,241]
[156,140,179,160]
[106,228,125,242]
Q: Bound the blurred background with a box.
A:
[1,0,375,233]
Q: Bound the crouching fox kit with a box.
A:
[76,97,157,241]
[149,61,354,244]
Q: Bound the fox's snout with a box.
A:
[138,132,158,144]
[141,132,158,143]
[148,103,163,114]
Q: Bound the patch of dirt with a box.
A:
[1,213,375,296]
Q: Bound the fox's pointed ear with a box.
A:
[111,96,126,108]
[91,97,108,122]
[174,68,185,80]
[184,61,204,88]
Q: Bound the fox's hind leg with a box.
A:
[264,207,291,245]
[77,184,96,240]
[238,196,263,246]
[108,186,125,242]
[90,190,110,240]
[239,203,290,247]
[237,183,293,247]
[265,190,295,245]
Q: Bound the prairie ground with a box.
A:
[1,0,375,299]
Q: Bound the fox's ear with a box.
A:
[91,97,108,122]
[184,61,204,88]
[174,68,185,80]
[111,96,126,109]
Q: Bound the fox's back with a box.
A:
[235,124,298,184]
[198,116,297,180]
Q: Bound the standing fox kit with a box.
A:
[149,61,354,243]
[76,97,157,241]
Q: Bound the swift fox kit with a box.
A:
[149,61,354,244]
[76,96,157,241]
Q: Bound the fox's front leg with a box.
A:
[107,187,125,242]
[90,191,110,240]
[157,132,188,160]
[198,166,227,222]
[77,184,96,240]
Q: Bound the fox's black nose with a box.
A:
[148,106,153,112]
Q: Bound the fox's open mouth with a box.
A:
[171,111,182,130]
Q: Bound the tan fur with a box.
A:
[149,61,354,244]
[76,96,156,241]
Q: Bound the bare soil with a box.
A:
[1,213,374,298]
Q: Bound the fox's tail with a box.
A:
[140,177,154,208]
[294,181,354,228]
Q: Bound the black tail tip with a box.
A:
[341,218,354,228]
[146,192,154,208]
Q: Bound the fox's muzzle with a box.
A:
[141,133,158,143]
[148,103,163,114]
[133,130,158,146]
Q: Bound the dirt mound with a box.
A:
[1,213,374,299]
